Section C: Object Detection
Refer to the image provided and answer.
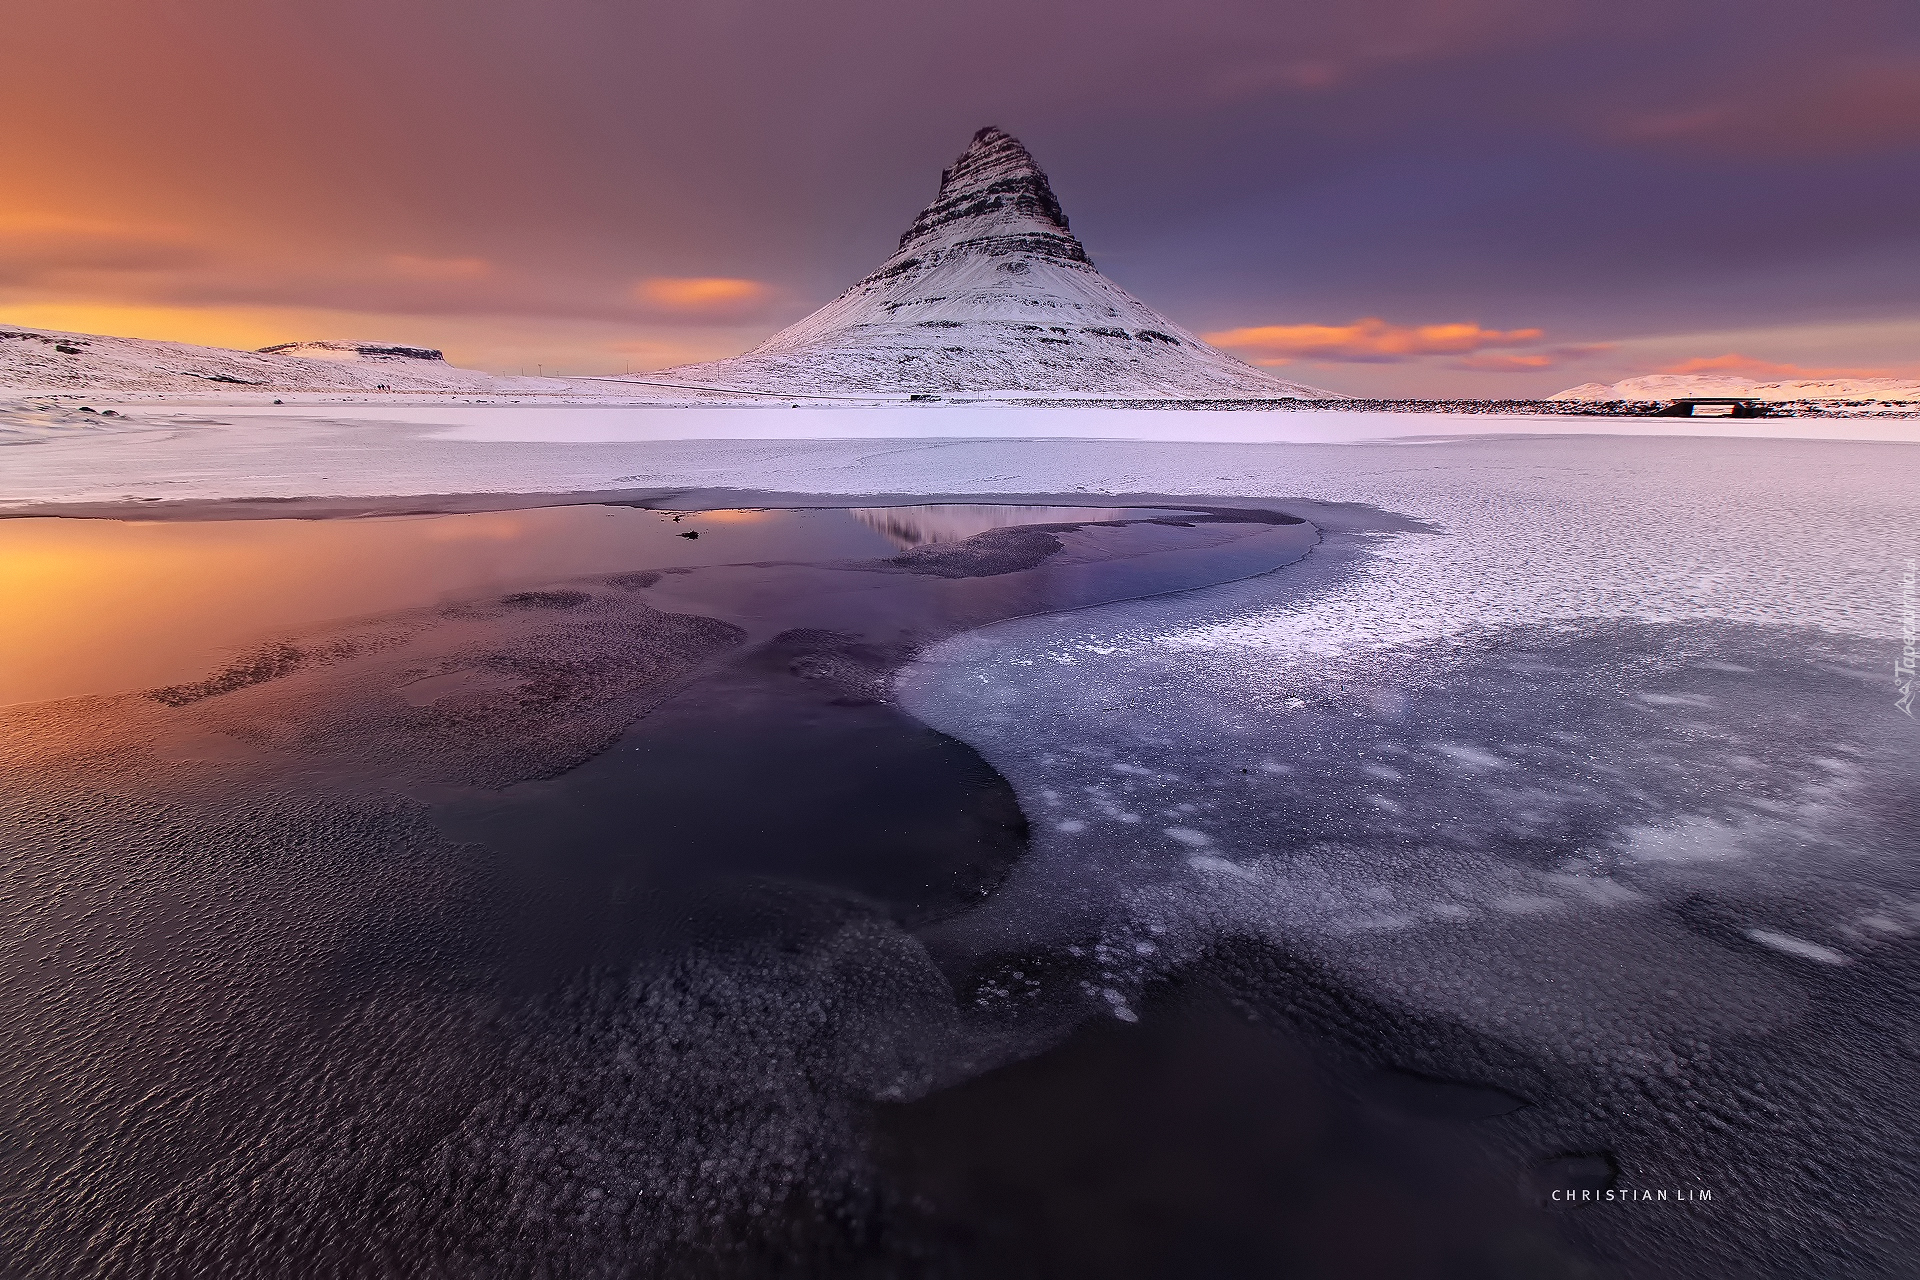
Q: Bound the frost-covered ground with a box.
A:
[888,435,1919,1275]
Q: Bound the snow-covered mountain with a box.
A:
[1554,373,1920,402]
[0,326,518,394]
[655,128,1328,399]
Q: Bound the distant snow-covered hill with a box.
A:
[1554,373,1920,402]
[0,327,527,395]
[655,128,1327,400]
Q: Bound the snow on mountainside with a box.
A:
[1554,373,1920,402]
[0,326,517,394]
[655,128,1328,399]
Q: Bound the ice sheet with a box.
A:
[888,433,1919,1272]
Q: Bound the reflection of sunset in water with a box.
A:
[421,514,530,542]
[0,507,796,705]
[1,502,1190,705]
[2,516,525,704]
[685,509,771,524]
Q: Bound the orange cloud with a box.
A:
[634,276,770,314]
[1660,353,1892,379]
[386,254,492,281]
[1205,317,1545,364]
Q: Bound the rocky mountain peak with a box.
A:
[893,126,1086,266]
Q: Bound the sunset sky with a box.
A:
[4,0,1916,396]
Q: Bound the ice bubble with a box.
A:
[1186,854,1254,880]
[1428,743,1510,772]
[1636,692,1715,707]
[1744,929,1849,966]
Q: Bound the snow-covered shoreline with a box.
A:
[3,401,1918,513]
[1554,371,1920,403]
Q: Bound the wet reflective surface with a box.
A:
[4,503,1168,705]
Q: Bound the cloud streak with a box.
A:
[0,218,206,285]
[1612,57,1920,157]
[387,255,493,282]
[1659,353,1892,380]
[0,228,785,330]
[1204,318,1547,364]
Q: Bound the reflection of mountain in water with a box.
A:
[849,504,1150,550]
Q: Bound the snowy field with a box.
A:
[4,400,1920,508]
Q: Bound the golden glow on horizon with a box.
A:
[0,304,298,351]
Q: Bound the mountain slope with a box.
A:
[656,128,1328,399]
[0,327,520,394]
